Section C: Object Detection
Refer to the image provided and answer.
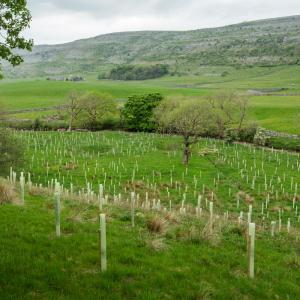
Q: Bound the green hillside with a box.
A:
[1,65,299,134]
[3,15,300,78]
[1,131,300,299]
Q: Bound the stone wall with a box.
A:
[254,127,299,146]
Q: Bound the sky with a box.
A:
[25,0,300,45]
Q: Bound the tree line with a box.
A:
[60,90,251,165]
[99,64,169,81]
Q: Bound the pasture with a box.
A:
[0,65,300,134]
[1,130,300,298]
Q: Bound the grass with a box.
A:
[1,130,300,298]
[1,65,300,133]
[15,130,300,221]
[0,186,300,298]
[249,96,300,134]
[266,136,300,152]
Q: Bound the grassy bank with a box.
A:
[1,193,300,299]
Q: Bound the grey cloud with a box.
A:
[27,0,300,17]
[25,0,300,44]
[27,0,183,17]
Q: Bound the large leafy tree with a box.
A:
[122,93,163,132]
[0,0,33,78]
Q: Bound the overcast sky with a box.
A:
[25,0,300,45]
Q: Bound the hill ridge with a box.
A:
[4,14,300,78]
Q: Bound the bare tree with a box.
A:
[236,95,249,132]
[155,97,213,165]
[65,91,84,131]
[208,91,249,136]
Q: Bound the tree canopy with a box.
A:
[0,0,33,78]
[80,92,117,131]
[122,93,163,132]
[0,128,24,175]
[105,64,169,81]
[155,97,213,164]
[207,91,249,137]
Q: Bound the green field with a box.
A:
[1,65,299,134]
[1,130,300,298]
[2,13,300,300]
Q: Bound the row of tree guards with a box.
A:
[13,172,260,278]
[54,181,107,272]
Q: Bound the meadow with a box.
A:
[1,130,300,298]
[1,65,300,134]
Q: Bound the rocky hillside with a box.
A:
[4,15,300,78]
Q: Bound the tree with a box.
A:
[65,91,84,131]
[122,93,163,132]
[207,91,249,137]
[236,94,249,131]
[0,105,24,174]
[81,92,117,130]
[155,97,213,165]
[108,65,169,81]
[0,127,24,175]
[0,0,33,78]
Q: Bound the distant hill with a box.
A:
[3,15,300,78]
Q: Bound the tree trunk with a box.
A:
[183,135,190,165]
[68,116,73,131]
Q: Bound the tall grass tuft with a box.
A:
[0,178,19,205]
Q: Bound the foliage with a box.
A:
[155,97,213,136]
[265,137,300,152]
[79,92,118,131]
[0,128,24,175]
[238,125,258,143]
[33,118,42,130]
[207,91,249,138]
[0,0,33,78]
[1,65,300,134]
[122,93,163,132]
[65,91,84,131]
[225,125,258,143]
[155,97,213,164]
[108,64,169,81]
